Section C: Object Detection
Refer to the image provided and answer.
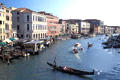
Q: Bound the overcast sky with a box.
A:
[0,0,120,26]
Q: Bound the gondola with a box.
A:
[47,62,94,75]
[72,48,78,54]
[88,43,93,48]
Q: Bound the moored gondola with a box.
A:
[47,62,94,75]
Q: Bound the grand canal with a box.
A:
[0,35,120,80]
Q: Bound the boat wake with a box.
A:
[74,54,80,59]
[94,69,102,75]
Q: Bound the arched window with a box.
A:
[27,24,29,31]
[27,15,29,21]
[36,34,37,39]
[39,34,40,39]
[41,33,42,38]
[43,33,44,38]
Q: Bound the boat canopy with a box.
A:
[25,40,44,44]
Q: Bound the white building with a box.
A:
[80,21,90,35]
[12,8,47,40]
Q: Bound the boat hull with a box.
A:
[47,62,94,75]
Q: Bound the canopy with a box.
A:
[74,43,81,47]
[3,39,12,43]
[9,37,15,41]
[0,42,6,46]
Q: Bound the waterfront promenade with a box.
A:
[0,35,120,80]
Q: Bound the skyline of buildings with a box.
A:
[0,3,120,41]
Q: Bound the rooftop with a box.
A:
[14,8,33,13]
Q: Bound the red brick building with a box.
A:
[39,11,59,37]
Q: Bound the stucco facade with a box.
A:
[80,21,90,35]
[12,8,47,40]
[0,3,12,41]
[39,12,59,37]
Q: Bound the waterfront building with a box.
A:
[12,28,17,38]
[12,8,47,40]
[65,19,90,35]
[80,21,90,35]
[39,11,59,37]
[104,26,120,34]
[0,3,12,41]
[112,26,120,33]
[58,19,67,35]
[68,23,79,34]
[104,26,114,34]
[84,19,104,34]
[64,19,81,34]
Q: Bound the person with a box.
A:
[63,66,67,70]
[88,42,90,48]
[53,57,56,66]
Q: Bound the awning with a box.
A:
[0,42,6,46]
[3,39,12,43]
[9,37,15,41]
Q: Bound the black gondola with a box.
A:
[72,48,78,54]
[47,62,94,75]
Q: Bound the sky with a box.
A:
[0,0,120,26]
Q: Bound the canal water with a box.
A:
[0,35,120,80]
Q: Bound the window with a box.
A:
[41,33,42,38]
[38,17,44,22]
[27,24,29,31]
[36,34,37,39]
[36,16,38,21]
[0,21,2,24]
[33,34,35,38]
[17,17,19,22]
[6,16,9,21]
[36,24,37,30]
[26,34,29,38]
[0,28,2,33]
[33,16,34,21]
[5,23,9,30]
[17,11,19,15]
[17,25,19,30]
[6,10,9,13]
[27,15,29,21]
[21,35,23,38]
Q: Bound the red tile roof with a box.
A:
[14,8,33,13]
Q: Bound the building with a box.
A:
[65,19,90,35]
[12,8,47,40]
[67,22,79,34]
[39,11,59,37]
[64,19,81,34]
[112,26,120,33]
[104,26,114,34]
[104,26,120,34]
[58,19,67,35]
[80,21,90,35]
[84,19,104,34]
[0,3,12,41]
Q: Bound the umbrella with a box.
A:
[9,37,15,41]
